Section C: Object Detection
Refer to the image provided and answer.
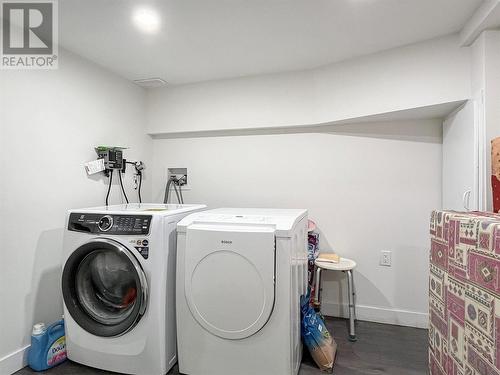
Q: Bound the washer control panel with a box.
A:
[68,213,152,235]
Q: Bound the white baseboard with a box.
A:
[0,345,29,375]
[320,302,429,329]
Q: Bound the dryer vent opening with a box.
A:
[133,78,167,88]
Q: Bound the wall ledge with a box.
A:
[149,100,465,139]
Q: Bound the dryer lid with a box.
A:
[177,208,307,237]
[184,224,276,340]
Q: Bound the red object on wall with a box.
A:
[493,176,500,213]
[492,138,500,212]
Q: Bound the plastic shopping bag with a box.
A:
[301,290,337,372]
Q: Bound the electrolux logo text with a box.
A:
[1,0,58,69]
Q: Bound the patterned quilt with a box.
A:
[430,210,500,375]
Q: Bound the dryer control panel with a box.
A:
[68,213,152,235]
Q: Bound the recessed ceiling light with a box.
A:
[132,7,161,34]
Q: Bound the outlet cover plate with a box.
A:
[380,251,392,267]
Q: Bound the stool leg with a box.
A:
[352,273,357,321]
[347,270,357,342]
[315,267,322,306]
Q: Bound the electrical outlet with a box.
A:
[380,251,392,267]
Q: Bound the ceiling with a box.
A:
[59,0,483,85]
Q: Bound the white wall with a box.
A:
[145,34,465,328]
[483,32,500,165]
[471,32,488,211]
[0,49,152,374]
[151,119,442,328]
[470,30,500,211]
[147,35,470,135]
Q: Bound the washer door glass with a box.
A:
[62,239,148,337]
[76,249,138,325]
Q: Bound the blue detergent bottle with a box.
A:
[28,318,67,371]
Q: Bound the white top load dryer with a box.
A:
[176,208,308,375]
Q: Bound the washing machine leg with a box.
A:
[347,270,357,342]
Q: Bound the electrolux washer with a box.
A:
[61,203,205,375]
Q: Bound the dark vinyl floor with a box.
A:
[16,318,428,375]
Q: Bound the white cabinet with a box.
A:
[442,100,479,211]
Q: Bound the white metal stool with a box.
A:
[314,257,357,341]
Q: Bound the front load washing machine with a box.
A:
[176,208,308,375]
[61,203,205,375]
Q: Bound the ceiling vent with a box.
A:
[133,78,167,88]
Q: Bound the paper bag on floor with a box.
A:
[308,332,337,372]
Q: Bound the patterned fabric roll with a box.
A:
[429,210,500,375]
